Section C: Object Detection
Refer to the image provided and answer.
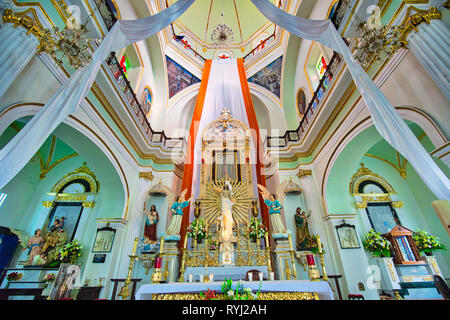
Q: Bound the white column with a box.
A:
[298,170,336,275]
[0,22,38,98]
[407,16,450,101]
[113,176,152,279]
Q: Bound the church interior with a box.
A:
[0,0,449,301]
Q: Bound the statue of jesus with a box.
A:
[214,181,236,243]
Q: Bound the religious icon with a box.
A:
[213,181,236,243]
[24,229,44,265]
[336,221,360,249]
[294,208,316,251]
[142,87,152,115]
[215,151,238,182]
[297,88,307,116]
[143,203,158,244]
[258,180,290,234]
[156,186,192,236]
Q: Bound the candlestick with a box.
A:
[264,233,269,248]
[132,237,138,256]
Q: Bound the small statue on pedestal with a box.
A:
[143,204,158,244]
[294,207,316,251]
[166,189,192,236]
[24,229,44,265]
[257,181,289,235]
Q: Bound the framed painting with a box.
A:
[336,221,360,249]
[92,225,116,253]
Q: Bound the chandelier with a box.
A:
[210,23,234,46]
[346,2,402,69]
[49,16,95,70]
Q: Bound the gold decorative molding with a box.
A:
[152,291,319,300]
[139,171,154,181]
[392,6,442,51]
[2,9,56,55]
[297,169,312,179]
[349,163,396,194]
[355,201,368,209]
[82,201,96,208]
[391,201,404,208]
[51,162,100,193]
[56,194,88,202]
[42,201,54,208]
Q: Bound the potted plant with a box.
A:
[362,229,392,258]
[412,230,446,257]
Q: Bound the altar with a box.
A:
[135,280,334,300]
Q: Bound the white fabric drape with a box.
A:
[0,0,194,190]
[0,23,38,98]
[191,59,258,205]
[251,0,450,200]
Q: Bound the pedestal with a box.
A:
[423,255,443,278]
[272,236,295,280]
[161,240,180,283]
[375,257,401,292]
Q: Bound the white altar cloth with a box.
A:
[135,280,334,300]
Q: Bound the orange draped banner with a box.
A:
[236,58,270,229]
[179,59,212,248]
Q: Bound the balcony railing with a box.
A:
[93,0,118,31]
[105,52,184,149]
[266,51,344,148]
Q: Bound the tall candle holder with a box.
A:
[265,233,272,273]
[316,235,328,281]
[288,234,297,279]
[118,237,139,299]
[178,234,188,282]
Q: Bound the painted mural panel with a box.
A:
[248,56,283,98]
[166,56,200,99]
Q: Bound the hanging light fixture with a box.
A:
[210,0,234,47]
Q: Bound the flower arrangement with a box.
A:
[186,219,207,240]
[199,288,218,300]
[57,240,83,264]
[413,230,446,256]
[7,272,23,282]
[221,278,261,300]
[43,273,56,283]
[247,218,267,240]
[362,229,391,257]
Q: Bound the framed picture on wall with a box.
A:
[336,220,360,249]
[92,224,116,253]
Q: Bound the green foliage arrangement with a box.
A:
[221,278,261,300]
[362,229,391,257]
[413,230,446,256]
[57,240,83,264]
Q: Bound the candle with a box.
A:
[248,273,253,281]
[155,257,162,269]
[265,233,269,248]
[306,254,315,266]
[159,236,165,254]
[258,272,263,281]
[317,235,322,252]
[269,272,274,281]
[132,237,139,255]
[188,274,193,282]
[184,234,188,249]
[209,274,214,282]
